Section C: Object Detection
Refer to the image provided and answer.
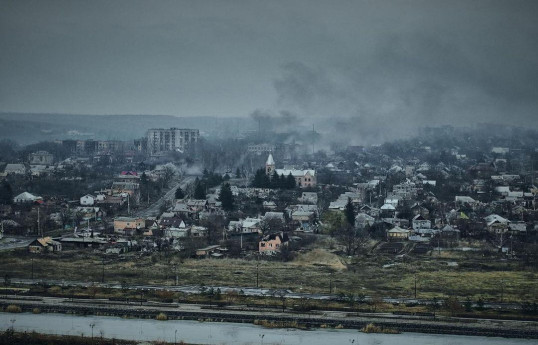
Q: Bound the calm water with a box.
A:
[1,312,536,345]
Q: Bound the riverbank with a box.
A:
[2,313,537,345]
[1,295,537,339]
[0,330,140,345]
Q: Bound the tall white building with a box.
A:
[147,128,199,156]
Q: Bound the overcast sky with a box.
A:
[1,0,537,128]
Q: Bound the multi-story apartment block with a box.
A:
[147,128,199,156]
[28,151,54,165]
[247,143,276,154]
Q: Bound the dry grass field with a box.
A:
[1,246,536,303]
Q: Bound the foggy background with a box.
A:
[1,0,537,145]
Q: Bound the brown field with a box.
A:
[1,246,537,304]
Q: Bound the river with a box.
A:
[1,312,535,345]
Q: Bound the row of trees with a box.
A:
[251,169,296,189]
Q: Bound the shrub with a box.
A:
[361,323,400,334]
[47,286,62,295]
[32,308,41,314]
[156,312,168,321]
[6,304,22,313]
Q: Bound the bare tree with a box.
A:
[260,217,284,235]
[336,225,369,256]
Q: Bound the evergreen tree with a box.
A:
[235,168,241,178]
[271,171,280,189]
[140,172,148,185]
[262,172,271,188]
[0,181,13,204]
[219,183,234,211]
[344,198,355,227]
[252,169,265,188]
[175,186,185,199]
[194,178,206,199]
[286,173,296,189]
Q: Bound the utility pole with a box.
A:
[101,258,105,283]
[414,274,417,299]
[256,254,259,288]
[37,207,41,237]
[31,257,34,280]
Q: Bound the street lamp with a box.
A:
[175,329,178,345]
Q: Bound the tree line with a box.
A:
[251,169,296,189]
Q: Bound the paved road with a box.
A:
[136,175,195,218]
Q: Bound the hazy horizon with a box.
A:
[2,0,538,140]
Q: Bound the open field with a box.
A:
[1,246,537,304]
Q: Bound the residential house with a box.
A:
[380,204,396,218]
[13,192,41,204]
[263,201,277,210]
[291,211,315,232]
[412,215,431,230]
[411,203,430,217]
[264,212,285,223]
[196,245,226,258]
[163,219,188,238]
[241,217,263,234]
[360,205,380,218]
[190,226,208,237]
[299,192,318,204]
[455,196,478,207]
[80,194,95,206]
[111,182,140,204]
[384,195,401,207]
[28,237,62,253]
[387,226,411,240]
[4,163,27,175]
[485,214,510,233]
[259,232,289,254]
[439,225,461,244]
[74,207,105,220]
[114,217,145,233]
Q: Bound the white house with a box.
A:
[13,192,40,204]
[412,214,431,230]
[80,194,95,206]
[4,164,27,175]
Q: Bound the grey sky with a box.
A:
[1,0,537,128]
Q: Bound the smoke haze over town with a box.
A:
[3,2,538,343]
[1,0,538,146]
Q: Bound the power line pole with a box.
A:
[101,258,105,283]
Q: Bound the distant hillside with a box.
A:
[0,113,253,144]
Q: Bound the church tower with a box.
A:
[265,153,275,175]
